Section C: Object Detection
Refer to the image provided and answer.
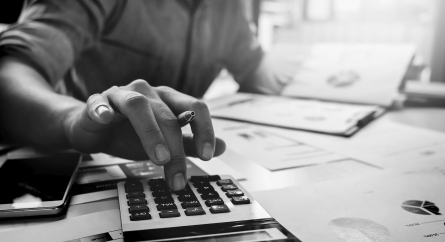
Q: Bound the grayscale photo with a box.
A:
[0,0,444,241]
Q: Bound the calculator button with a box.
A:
[126,191,145,199]
[190,175,221,182]
[125,183,143,192]
[181,200,201,208]
[197,186,215,193]
[129,205,149,213]
[130,211,151,221]
[154,195,174,204]
[221,184,238,191]
[192,181,211,187]
[148,178,166,185]
[177,193,197,202]
[185,207,206,216]
[152,189,170,197]
[201,191,220,200]
[226,189,244,198]
[157,202,177,211]
[205,198,224,206]
[231,196,251,205]
[173,185,193,195]
[210,204,230,214]
[150,183,169,190]
[160,209,181,218]
[217,179,233,186]
[128,197,147,205]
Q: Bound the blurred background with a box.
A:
[206,0,445,101]
[2,0,444,101]
[250,0,441,81]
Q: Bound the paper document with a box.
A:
[252,162,445,242]
[281,43,416,107]
[210,93,383,136]
[0,209,122,242]
[212,119,358,171]
[264,118,445,169]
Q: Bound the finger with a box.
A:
[150,102,187,191]
[122,80,188,191]
[104,88,170,165]
[86,94,114,124]
[156,87,215,161]
[183,134,226,158]
[164,157,187,192]
[76,94,115,133]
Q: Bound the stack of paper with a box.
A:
[210,93,383,136]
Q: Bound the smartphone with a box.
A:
[0,152,81,218]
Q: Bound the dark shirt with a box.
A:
[0,0,263,99]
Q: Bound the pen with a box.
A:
[177,111,195,127]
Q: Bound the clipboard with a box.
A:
[208,93,384,137]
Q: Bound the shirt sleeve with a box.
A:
[0,0,118,85]
[223,1,264,85]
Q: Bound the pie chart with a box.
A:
[327,217,390,242]
[401,200,441,215]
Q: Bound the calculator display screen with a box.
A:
[0,153,81,209]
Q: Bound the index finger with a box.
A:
[156,87,215,161]
[103,88,171,165]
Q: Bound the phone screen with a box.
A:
[0,153,81,209]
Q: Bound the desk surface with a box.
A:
[0,106,444,241]
[218,106,445,192]
[385,106,445,133]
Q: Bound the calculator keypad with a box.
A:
[124,176,250,221]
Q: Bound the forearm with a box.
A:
[0,57,83,149]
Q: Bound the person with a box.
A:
[0,0,288,191]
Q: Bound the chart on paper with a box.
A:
[213,119,353,171]
[251,160,445,242]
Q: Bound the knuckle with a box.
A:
[156,86,172,93]
[202,128,215,137]
[141,125,161,137]
[190,99,209,112]
[129,79,150,90]
[87,94,105,105]
[159,112,179,129]
[155,86,177,99]
[104,85,120,94]
[131,79,149,86]
[168,155,187,164]
[109,85,120,91]
[124,92,149,108]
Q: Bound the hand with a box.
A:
[64,80,226,191]
[238,54,294,95]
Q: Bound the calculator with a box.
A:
[117,175,300,241]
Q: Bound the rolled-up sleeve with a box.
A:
[0,0,116,85]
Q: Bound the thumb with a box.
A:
[86,94,114,125]
[66,94,116,153]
